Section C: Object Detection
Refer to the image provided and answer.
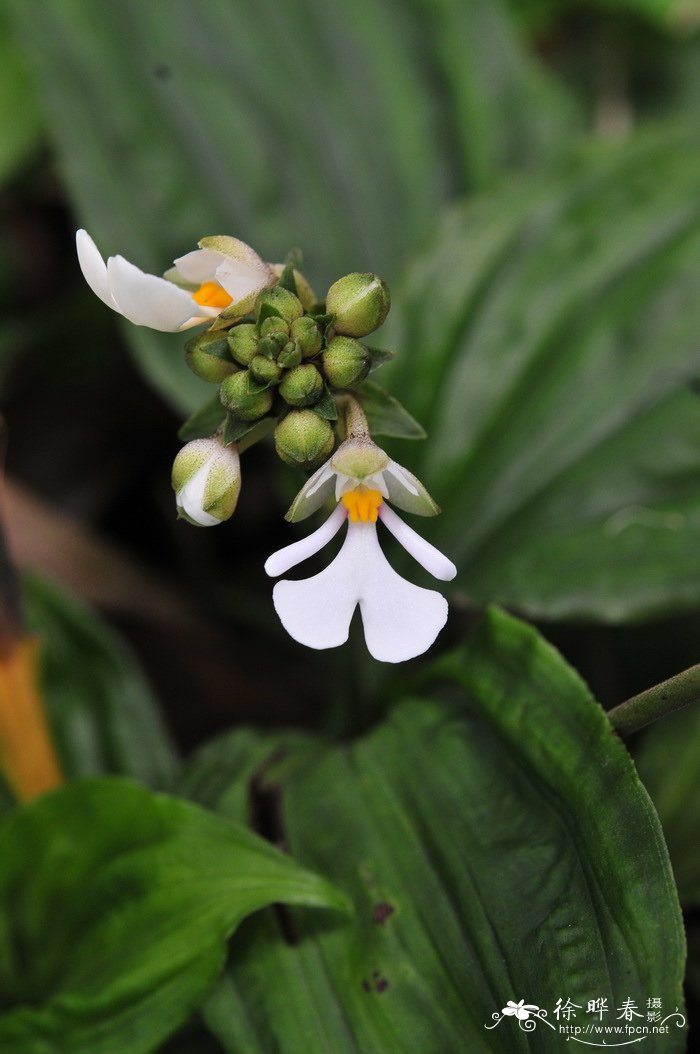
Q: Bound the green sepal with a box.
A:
[356,380,426,440]
[314,386,338,421]
[209,307,255,332]
[178,397,226,442]
[277,341,303,369]
[367,346,396,373]
[276,248,303,295]
[223,414,267,445]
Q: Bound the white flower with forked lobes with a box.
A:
[76,230,276,331]
[265,435,457,663]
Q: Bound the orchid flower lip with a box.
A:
[266,494,456,663]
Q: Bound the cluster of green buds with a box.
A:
[77,229,455,662]
[178,260,393,516]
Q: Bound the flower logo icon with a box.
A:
[502,999,540,1021]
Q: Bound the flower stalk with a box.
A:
[607,664,700,737]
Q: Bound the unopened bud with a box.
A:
[257,286,304,323]
[259,316,290,347]
[274,410,334,469]
[277,340,302,369]
[172,437,241,527]
[290,316,322,358]
[227,323,259,366]
[279,363,324,407]
[249,354,282,385]
[326,272,390,337]
[322,335,370,388]
[184,331,238,383]
[220,369,274,421]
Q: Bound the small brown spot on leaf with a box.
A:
[372,901,395,925]
[374,976,389,994]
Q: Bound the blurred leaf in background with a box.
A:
[0,0,42,185]
[6,0,577,410]
[25,574,178,789]
[383,123,700,622]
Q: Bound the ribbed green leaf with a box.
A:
[181,608,685,1053]
[0,778,347,1054]
[24,574,177,788]
[385,124,700,621]
[8,0,574,410]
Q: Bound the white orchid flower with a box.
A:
[76,230,275,332]
[265,436,456,663]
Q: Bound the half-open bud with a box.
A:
[274,410,335,469]
[172,437,241,526]
[326,272,390,337]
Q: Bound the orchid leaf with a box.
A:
[356,380,426,440]
[0,778,347,1054]
[179,609,685,1053]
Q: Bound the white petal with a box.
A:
[107,256,198,331]
[215,258,270,301]
[173,248,223,284]
[75,229,117,309]
[378,505,457,581]
[355,524,448,663]
[177,312,219,331]
[265,505,346,577]
[272,550,358,650]
[178,465,220,527]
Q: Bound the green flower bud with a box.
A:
[277,340,302,369]
[172,437,241,527]
[249,354,282,385]
[220,369,274,421]
[322,335,371,389]
[257,286,304,323]
[326,272,390,336]
[274,410,335,469]
[290,315,323,358]
[184,331,238,383]
[257,335,283,359]
[279,363,324,407]
[227,323,259,366]
[259,316,290,347]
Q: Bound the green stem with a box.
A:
[337,394,369,439]
[607,664,700,737]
